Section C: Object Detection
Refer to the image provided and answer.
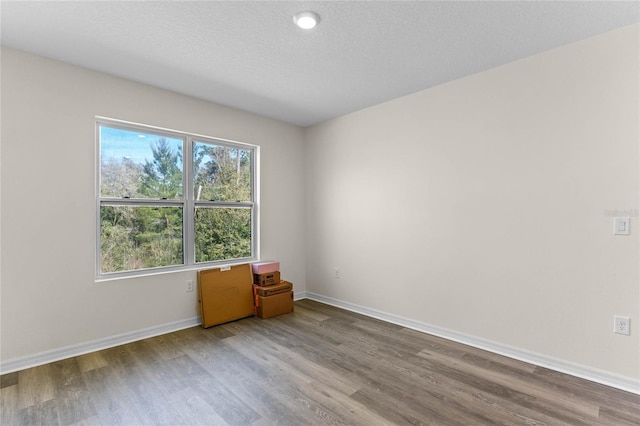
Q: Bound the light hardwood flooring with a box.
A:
[1,299,639,425]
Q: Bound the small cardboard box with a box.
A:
[197,264,254,328]
[255,291,294,319]
[252,261,279,274]
[253,280,292,297]
[253,271,280,286]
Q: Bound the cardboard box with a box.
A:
[255,291,294,319]
[252,261,279,274]
[197,264,254,328]
[253,271,280,286]
[253,280,292,297]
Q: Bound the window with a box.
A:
[97,119,257,278]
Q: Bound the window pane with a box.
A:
[193,142,252,202]
[100,205,184,273]
[195,207,252,263]
[100,126,184,199]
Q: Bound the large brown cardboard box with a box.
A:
[198,264,254,328]
[256,291,294,319]
[253,271,280,286]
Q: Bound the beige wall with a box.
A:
[305,24,639,380]
[0,47,306,361]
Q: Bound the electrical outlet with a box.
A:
[334,267,340,279]
[613,315,630,335]
[186,280,194,293]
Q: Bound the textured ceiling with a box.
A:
[1,1,639,127]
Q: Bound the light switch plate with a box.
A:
[614,217,630,235]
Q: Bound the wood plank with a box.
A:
[0,380,19,426]
[0,372,19,388]
[16,363,56,410]
[75,351,109,373]
[49,358,97,425]
[166,387,229,425]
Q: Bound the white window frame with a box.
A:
[96,117,259,280]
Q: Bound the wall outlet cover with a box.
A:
[614,315,630,335]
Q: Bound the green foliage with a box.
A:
[195,207,252,263]
[194,144,251,201]
[100,137,252,274]
[100,206,183,272]
[139,138,183,199]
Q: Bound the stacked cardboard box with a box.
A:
[252,261,294,319]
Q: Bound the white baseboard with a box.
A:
[0,316,200,375]
[303,292,640,395]
[293,290,308,301]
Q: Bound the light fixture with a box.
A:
[293,11,320,29]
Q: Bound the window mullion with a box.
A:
[99,198,184,207]
[184,136,195,266]
[194,201,254,208]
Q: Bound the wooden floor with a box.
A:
[1,299,639,425]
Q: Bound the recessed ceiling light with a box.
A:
[293,11,320,30]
